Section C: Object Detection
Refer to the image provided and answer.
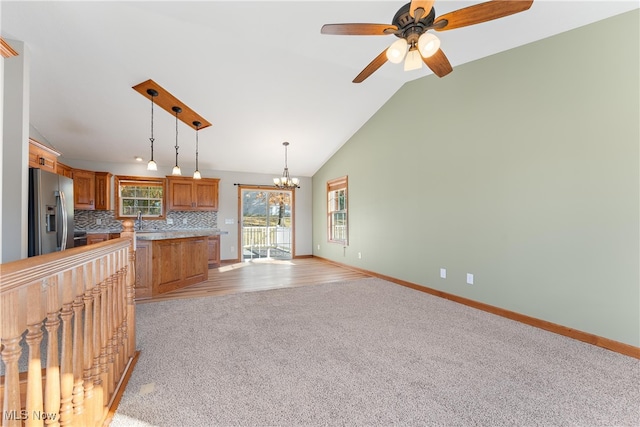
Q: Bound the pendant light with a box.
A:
[146,89,158,171]
[171,106,182,176]
[192,121,202,179]
[273,142,299,190]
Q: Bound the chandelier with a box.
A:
[273,142,299,190]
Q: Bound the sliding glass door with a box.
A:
[240,188,293,260]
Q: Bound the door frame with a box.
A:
[237,185,296,261]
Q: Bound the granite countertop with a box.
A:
[135,228,226,240]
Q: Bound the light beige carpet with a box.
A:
[112,278,639,426]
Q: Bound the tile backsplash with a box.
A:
[75,210,217,231]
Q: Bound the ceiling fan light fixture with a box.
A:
[418,32,440,58]
[404,48,422,71]
[386,38,408,64]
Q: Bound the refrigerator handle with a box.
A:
[58,190,69,251]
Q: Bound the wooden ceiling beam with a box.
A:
[132,79,212,130]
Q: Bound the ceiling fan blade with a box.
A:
[321,23,398,36]
[433,0,533,31]
[422,49,453,78]
[410,0,435,21]
[353,49,389,83]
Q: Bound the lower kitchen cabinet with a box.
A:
[87,233,108,245]
[134,236,208,298]
[208,235,220,268]
[86,232,120,245]
[135,240,153,299]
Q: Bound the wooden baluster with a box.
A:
[112,266,122,381]
[71,265,85,426]
[1,288,25,427]
[98,258,109,413]
[105,273,115,396]
[81,262,95,427]
[117,251,126,375]
[59,271,74,426]
[91,270,103,426]
[106,254,118,387]
[25,324,44,427]
[25,284,44,427]
[43,277,61,427]
[120,221,136,360]
[117,253,126,374]
[1,336,22,427]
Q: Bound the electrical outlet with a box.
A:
[358,252,362,259]
[440,268,446,279]
[182,218,188,225]
[317,244,320,251]
[466,273,474,285]
[230,246,234,253]
[166,218,173,225]
[96,218,102,225]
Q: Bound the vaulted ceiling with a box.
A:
[2,1,637,176]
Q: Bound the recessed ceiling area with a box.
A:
[2,1,637,176]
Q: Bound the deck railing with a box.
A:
[242,226,292,257]
[0,221,137,427]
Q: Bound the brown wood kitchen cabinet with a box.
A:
[134,235,208,298]
[56,162,73,178]
[167,176,219,211]
[73,169,96,210]
[94,171,112,210]
[135,240,153,299]
[86,233,108,245]
[73,169,111,210]
[208,235,220,268]
[29,138,59,173]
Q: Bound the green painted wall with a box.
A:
[312,11,640,347]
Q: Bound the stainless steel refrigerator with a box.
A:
[28,168,75,257]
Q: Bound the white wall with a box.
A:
[2,39,29,263]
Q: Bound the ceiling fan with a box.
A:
[321,0,534,83]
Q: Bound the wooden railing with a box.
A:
[242,226,292,255]
[0,221,137,427]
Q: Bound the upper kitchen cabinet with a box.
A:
[94,172,112,210]
[167,176,219,211]
[73,169,95,210]
[28,138,59,173]
[74,169,112,210]
[56,162,73,178]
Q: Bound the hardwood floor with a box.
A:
[137,257,371,304]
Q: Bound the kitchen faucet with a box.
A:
[136,211,143,231]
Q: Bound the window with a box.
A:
[327,176,348,244]
[114,175,165,219]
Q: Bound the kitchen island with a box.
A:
[135,229,222,299]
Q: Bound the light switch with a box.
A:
[225,218,234,225]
